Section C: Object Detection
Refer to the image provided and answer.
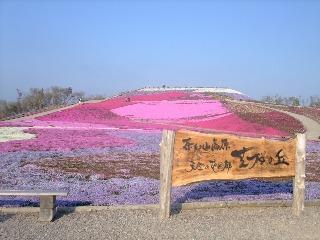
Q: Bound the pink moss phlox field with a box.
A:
[29,91,286,137]
[37,97,131,123]
[1,91,293,137]
[36,91,196,123]
[37,91,189,124]
[0,128,134,152]
[256,111,305,133]
[0,119,112,129]
[111,100,229,120]
[183,114,288,137]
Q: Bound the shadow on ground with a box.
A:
[0,200,92,207]
[172,179,293,214]
[0,213,14,223]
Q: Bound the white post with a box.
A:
[159,130,175,219]
[293,133,306,216]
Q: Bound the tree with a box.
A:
[21,88,45,111]
[289,97,300,106]
[16,88,23,112]
[0,100,8,118]
[310,95,320,107]
[0,86,88,118]
[261,95,301,106]
[261,96,274,103]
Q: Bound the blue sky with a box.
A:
[0,0,319,100]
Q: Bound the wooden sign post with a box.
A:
[159,129,306,219]
[293,133,306,216]
[159,130,175,219]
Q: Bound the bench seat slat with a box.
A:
[0,190,68,196]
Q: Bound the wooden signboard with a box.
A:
[159,130,306,219]
[172,130,296,186]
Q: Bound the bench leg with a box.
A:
[39,196,56,222]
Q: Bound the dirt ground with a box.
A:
[1,206,320,240]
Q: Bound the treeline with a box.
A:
[0,86,85,119]
[261,95,320,107]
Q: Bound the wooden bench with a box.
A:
[0,190,68,221]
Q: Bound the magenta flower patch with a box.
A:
[0,128,134,152]
[183,114,288,137]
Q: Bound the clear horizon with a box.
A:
[0,0,319,101]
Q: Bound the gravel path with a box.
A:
[251,102,320,141]
[1,206,320,240]
[274,109,320,141]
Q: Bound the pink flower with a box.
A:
[111,100,229,120]
[0,128,134,152]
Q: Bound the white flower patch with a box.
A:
[138,87,246,95]
[0,127,36,142]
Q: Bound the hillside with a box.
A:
[0,88,304,151]
[0,88,318,208]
